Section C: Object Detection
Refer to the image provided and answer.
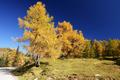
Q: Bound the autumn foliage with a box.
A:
[56,21,85,58]
[18,2,61,58]
[0,48,26,67]
[18,2,120,59]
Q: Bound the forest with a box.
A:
[17,2,120,59]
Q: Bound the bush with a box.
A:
[4,51,26,67]
[0,57,6,67]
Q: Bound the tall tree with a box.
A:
[94,40,104,59]
[18,2,61,59]
[107,39,119,58]
[56,21,85,58]
[83,40,92,58]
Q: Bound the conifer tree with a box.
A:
[18,2,61,58]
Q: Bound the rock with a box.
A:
[34,78,38,80]
[47,77,53,80]
[95,74,102,80]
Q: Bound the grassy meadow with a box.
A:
[12,59,120,80]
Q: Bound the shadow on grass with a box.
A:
[12,62,35,76]
[115,58,120,66]
[12,61,49,76]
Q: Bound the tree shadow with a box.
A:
[12,61,49,76]
[12,62,35,76]
[114,58,120,66]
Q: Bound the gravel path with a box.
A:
[0,67,18,80]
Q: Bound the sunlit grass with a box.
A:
[14,59,120,80]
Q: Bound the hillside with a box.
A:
[0,48,26,67]
[0,48,15,57]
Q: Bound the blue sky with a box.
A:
[0,0,120,51]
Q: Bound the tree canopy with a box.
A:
[18,1,120,59]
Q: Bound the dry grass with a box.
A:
[13,59,120,80]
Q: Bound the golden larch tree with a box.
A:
[18,2,61,58]
[56,21,85,58]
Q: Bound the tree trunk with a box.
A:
[35,54,40,67]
